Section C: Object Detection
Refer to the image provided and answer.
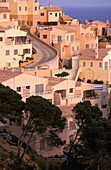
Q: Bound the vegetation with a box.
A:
[93,79,103,84]
[55,72,69,77]
[62,101,111,170]
[99,36,111,42]
[0,84,25,124]
[0,85,66,168]
[87,79,91,83]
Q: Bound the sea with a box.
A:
[62,7,111,24]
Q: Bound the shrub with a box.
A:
[55,72,69,77]
[87,79,91,83]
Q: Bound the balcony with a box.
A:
[82,95,100,101]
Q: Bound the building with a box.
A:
[39,3,62,23]
[0,6,18,28]
[7,0,39,33]
[85,20,110,37]
[0,27,32,68]
[39,24,98,65]
[76,48,111,85]
[1,70,108,156]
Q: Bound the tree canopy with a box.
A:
[0,84,25,123]
[17,96,66,164]
[63,101,111,170]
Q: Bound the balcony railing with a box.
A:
[82,95,100,101]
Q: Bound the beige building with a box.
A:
[0,6,18,28]
[1,70,108,156]
[39,24,98,65]
[76,48,111,85]
[85,20,110,37]
[5,0,39,33]
[0,27,32,68]
[39,3,62,23]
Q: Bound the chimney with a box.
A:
[95,48,98,59]
[106,20,109,24]
[49,3,52,7]
[85,20,88,24]
[58,22,60,27]
[63,12,65,16]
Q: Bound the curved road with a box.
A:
[24,33,58,68]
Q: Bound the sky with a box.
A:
[39,0,111,7]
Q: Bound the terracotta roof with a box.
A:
[44,77,66,86]
[0,6,10,13]
[59,104,76,117]
[82,25,90,29]
[44,6,62,11]
[0,27,10,32]
[79,48,111,60]
[54,25,79,32]
[91,20,108,26]
[0,70,21,83]
[61,15,73,21]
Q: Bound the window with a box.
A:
[58,36,62,43]
[69,88,73,93]
[26,86,30,89]
[99,62,102,67]
[35,84,44,93]
[19,7,21,11]
[3,14,7,19]
[91,43,93,48]
[0,37,3,41]
[50,13,52,15]
[72,47,74,51]
[41,13,44,16]
[67,35,69,40]
[104,62,108,70]
[25,6,27,11]
[8,62,11,67]
[71,35,74,43]
[55,13,57,17]
[86,44,89,48]
[17,87,21,92]
[8,25,11,28]
[95,103,98,107]
[30,21,33,26]
[14,49,18,55]
[96,43,98,47]
[43,34,47,39]
[69,135,74,143]
[90,62,93,67]
[62,47,64,52]
[83,62,86,67]
[40,140,44,151]
[6,50,10,55]
[77,46,79,51]
[23,49,30,54]
[35,6,37,11]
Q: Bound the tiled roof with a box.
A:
[54,25,79,32]
[44,77,66,86]
[82,25,90,29]
[44,6,62,11]
[61,15,73,21]
[0,6,10,12]
[0,70,21,83]
[0,27,10,32]
[79,48,111,60]
[92,20,108,26]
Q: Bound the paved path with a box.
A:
[24,33,57,68]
